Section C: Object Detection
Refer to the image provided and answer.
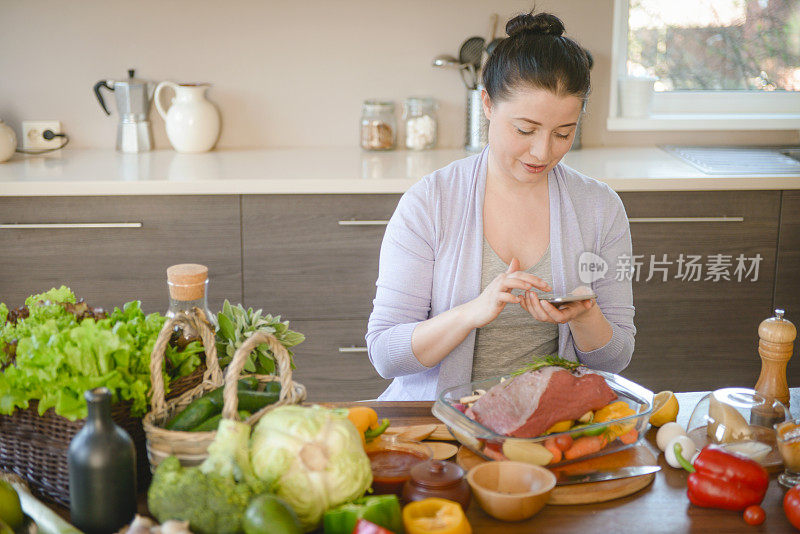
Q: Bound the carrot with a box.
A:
[564,435,607,461]
[544,437,562,464]
[618,428,639,445]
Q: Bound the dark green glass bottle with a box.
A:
[68,387,137,534]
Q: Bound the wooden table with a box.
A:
[366,389,800,534]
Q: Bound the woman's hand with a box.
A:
[467,257,552,328]
[520,292,595,324]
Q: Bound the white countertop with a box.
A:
[1,147,799,196]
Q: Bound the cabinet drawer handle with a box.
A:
[628,217,744,223]
[338,220,389,226]
[338,346,368,353]
[0,222,144,229]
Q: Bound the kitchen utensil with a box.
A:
[686,387,789,470]
[154,82,220,153]
[465,87,488,151]
[458,36,485,86]
[93,69,154,153]
[432,55,474,90]
[479,14,499,77]
[486,37,505,57]
[554,465,660,485]
[466,461,555,522]
[433,370,654,467]
[755,308,795,408]
[457,445,659,505]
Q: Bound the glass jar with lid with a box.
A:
[166,263,216,347]
[360,100,396,151]
[403,97,438,150]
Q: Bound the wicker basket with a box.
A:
[144,329,306,469]
[0,310,212,507]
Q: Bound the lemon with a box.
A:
[0,480,22,531]
[243,494,302,534]
[649,391,679,427]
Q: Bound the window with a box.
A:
[608,0,800,130]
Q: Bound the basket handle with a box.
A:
[149,308,222,414]
[221,331,295,421]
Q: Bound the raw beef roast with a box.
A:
[467,366,617,438]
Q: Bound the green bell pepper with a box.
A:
[323,494,403,534]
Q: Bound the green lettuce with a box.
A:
[0,290,203,420]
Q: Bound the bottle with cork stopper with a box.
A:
[755,308,796,409]
[166,263,215,348]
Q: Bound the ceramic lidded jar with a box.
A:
[0,119,17,163]
[154,81,220,153]
[403,459,471,510]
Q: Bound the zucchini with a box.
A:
[237,388,280,412]
[204,377,260,408]
[190,410,251,432]
[164,397,218,431]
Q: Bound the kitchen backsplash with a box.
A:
[1,0,796,150]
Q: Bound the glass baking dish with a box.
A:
[432,370,654,467]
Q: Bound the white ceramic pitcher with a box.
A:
[154,82,220,153]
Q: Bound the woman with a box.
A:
[366,11,635,401]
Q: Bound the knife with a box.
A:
[554,465,661,485]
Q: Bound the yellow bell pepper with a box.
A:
[545,419,574,434]
[403,498,471,534]
[347,406,389,446]
[594,401,637,441]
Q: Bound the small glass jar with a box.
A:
[403,97,438,150]
[166,263,216,347]
[360,100,396,151]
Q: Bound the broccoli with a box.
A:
[147,421,269,534]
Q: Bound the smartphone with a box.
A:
[539,292,597,305]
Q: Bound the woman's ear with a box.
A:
[481,89,492,121]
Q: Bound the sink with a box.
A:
[661,145,800,175]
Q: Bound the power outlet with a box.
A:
[22,120,63,150]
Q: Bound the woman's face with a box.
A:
[482,86,583,185]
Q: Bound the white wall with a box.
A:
[1,0,796,149]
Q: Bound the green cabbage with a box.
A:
[250,405,372,532]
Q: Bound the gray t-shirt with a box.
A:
[471,238,559,381]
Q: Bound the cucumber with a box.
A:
[237,388,281,412]
[205,377,260,408]
[190,410,251,432]
[164,397,219,431]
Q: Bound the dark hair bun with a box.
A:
[506,12,565,38]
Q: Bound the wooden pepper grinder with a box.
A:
[755,308,796,408]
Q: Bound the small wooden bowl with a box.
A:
[466,461,556,522]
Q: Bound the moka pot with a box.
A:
[94,69,154,153]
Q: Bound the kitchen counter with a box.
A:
[1,147,799,196]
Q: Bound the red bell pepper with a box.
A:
[352,519,395,534]
[675,443,768,511]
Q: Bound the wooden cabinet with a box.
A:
[618,191,781,393]
[0,196,242,313]
[289,320,389,402]
[241,194,400,400]
[774,191,800,375]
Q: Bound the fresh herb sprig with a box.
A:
[509,354,584,378]
[215,300,305,375]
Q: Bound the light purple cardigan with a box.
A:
[366,147,636,401]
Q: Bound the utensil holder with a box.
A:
[465,87,488,152]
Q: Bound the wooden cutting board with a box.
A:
[456,445,658,505]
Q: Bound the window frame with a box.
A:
[608,0,800,131]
